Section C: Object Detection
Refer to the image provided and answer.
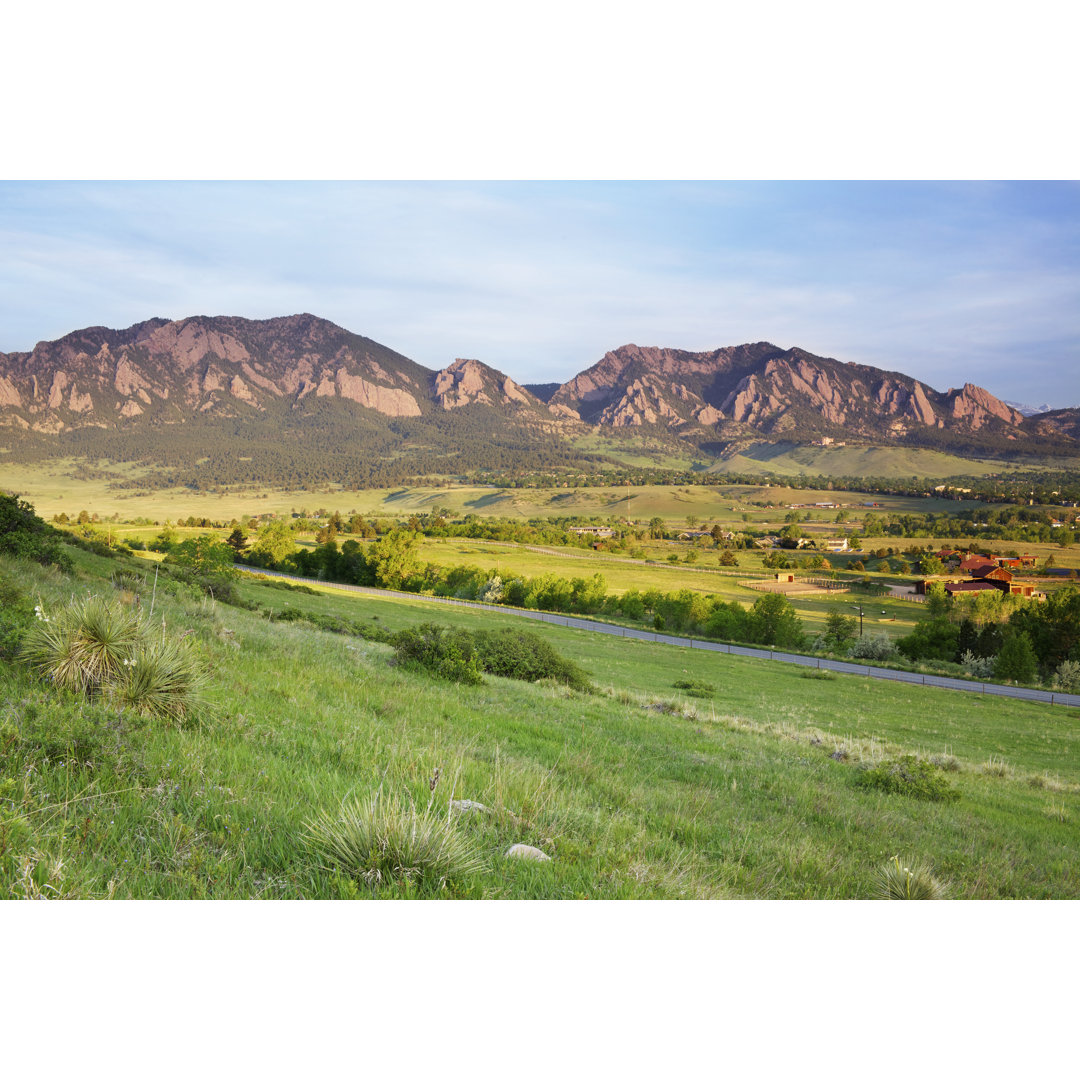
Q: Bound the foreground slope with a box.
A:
[2,545,1077,899]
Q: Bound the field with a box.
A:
[705,440,1080,478]
[2,542,1078,900]
[0,458,1002,523]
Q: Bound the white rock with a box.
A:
[505,843,551,862]
[450,799,489,813]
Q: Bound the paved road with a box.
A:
[239,566,1080,709]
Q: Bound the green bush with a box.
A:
[994,628,1038,684]
[854,755,960,802]
[848,633,897,661]
[392,624,483,685]
[472,628,592,691]
[0,494,73,570]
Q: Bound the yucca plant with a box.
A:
[875,855,948,899]
[20,595,207,723]
[304,792,487,892]
[111,634,209,723]
[21,595,140,695]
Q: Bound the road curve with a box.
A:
[239,566,1080,709]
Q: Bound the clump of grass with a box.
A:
[800,668,837,681]
[980,756,1011,779]
[303,792,487,892]
[875,855,949,899]
[674,677,716,698]
[854,755,961,802]
[929,753,960,772]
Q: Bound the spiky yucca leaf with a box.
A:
[304,793,487,891]
[875,855,948,900]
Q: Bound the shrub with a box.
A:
[392,624,483,685]
[472,628,592,691]
[304,792,486,892]
[847,632,897,661]
[897,618,959,662]
[1054,659,1080,693]
[959,649,996,679]
[673,678,715,692]
[854,755,960,802]
[0,494,73,570]
[875,855,948,899]
[476,575,504,604]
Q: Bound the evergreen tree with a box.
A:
[994,629,1038,684]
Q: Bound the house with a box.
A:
[994,554,1037,569]
[822,538,850,553]
[943,580,1000,597]
[568,526,614,538]
[958,554,997,576]
[775,573,796,583]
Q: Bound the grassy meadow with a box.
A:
[0,457,997,523]
[2,543,1078,900]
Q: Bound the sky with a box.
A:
[1,180,1078,408]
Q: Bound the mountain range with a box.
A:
[1,313,1077,484]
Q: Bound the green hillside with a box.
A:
[2,523,1077,900]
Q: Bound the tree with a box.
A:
[779,524,803,549]
[248,520,297,567]
[920,555,945,576]
[367,529,421,589]
[649,517,666,539]
[747,593,806,649]
[164,535,238,578]
[225,527,249,555]
[897,618,959,662]
[994,628,1038,683]
[925,582,950,619]
[822,610,858,651]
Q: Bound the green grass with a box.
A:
[1,545,1078,899]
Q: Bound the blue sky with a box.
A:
[1,181,1077,407]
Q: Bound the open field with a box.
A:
[3,543,1078,900]
[1,459,1002,523]
[706,440,1080,479]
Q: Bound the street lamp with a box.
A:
[851,603,864,637]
